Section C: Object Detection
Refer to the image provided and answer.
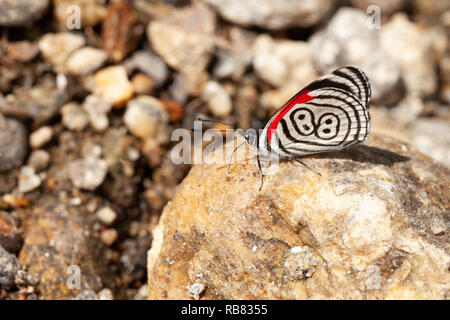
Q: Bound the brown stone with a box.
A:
[102,1,140,63]
[147,134,449,299]
[0,211,21,253]
[6,41,39,62]
[131,73,155,95]
[160,99,184,123]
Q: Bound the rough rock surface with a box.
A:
[204,0,335,30]
[148,134,449,299]
[18,197,109,299]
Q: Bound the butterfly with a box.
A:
[239,65,371,188]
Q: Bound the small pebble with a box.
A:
[101,228,118,246]
[0,116,28,172]
[56,73,68,90]
[160,99,184,122]
[38,32,85,69]
[0,211,21,253]
[28,149,50,172]
[66,47,108,76]
[186,282,205,300]
[96,206,117,225]
[134,284,149,300]
[430,215,446,235]
[83,95,112,132]
[126,147,140,161]
[6,41,39,62]
[61,102,89,131]
[18,166,42,193]
[29,126,53,149]
[131,73,155,95]
[98,288,114,300]
[69,197,82,206]
[202,81,232,117]
[127,50,169,86]
[94,66,134,108]
[75,290,98,300]
[0,245,20,289]
[291,246,303,254]
[124,96,169,141]
[68,157,108,190]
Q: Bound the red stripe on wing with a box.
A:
[267,90,313,144]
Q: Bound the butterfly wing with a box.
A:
[259,66,371,158]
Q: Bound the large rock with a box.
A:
[203,0,335,30]
[148,134,449,299]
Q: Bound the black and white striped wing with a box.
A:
[260,66,371,158]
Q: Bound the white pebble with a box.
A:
[18,166,42,193]
[96,206,117,225]
[66,47,108,76]
[290,246,303,254]
[98,288,114,300]
[29,126,53,149]
[202,81,232,117]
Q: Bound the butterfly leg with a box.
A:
[227,141,246,173]
[257,154,264,191]
[293,158,321,176]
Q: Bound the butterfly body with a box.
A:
[249,66,371,160]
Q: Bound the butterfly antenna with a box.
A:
[196,117,234,127]
[257,154,264,191]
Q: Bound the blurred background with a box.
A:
[0,0,448,299]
